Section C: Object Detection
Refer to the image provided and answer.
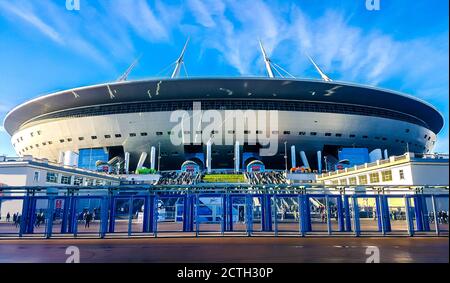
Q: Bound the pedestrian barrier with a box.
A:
[0,185,448,239]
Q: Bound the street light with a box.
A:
[284,141,288,174]
[157,142,161,173]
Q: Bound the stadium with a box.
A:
[2,42,444,175]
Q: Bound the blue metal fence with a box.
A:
[0,186,448,238]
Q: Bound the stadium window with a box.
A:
[362,135,368,139]
[156,132,163,136]
[48,141,53,145]
[228,130,235,134]
[183,131,191,135]
[30,145,33,149]
[211,130,219,134]
[395,139,399,143]
[256,130,263,134]
[244,130,250,134]
[74,176,83,186]
[310,132,317,136]
[272,130,279,134]
[325,133,331,136]
[196,131,202,135]
[35,144,39,148]
[115,134,122,138]
[400,140,405,144]
[61,175,72,185]
[20,137,23,141]
[358,175,368,185]
[104,135,111,139]
[37,131,41,135]
[46,172,59,183]
[91,136,98,140]
[67,138,73,142]
[25,147,28,151]
[382,137,387,141]
[381,170,393,182]
[167,131,174,136]
[349,134,356,138]
[369,172,380,184]
[59,139,65,143]
[33,172,40,182]
[399,170,405,180]
[78,137,84,141]
[299,132,306,136]
[140,132,148,136]
[336,133,342,137]
[283,131,291,135]
[427,136,431,141]
[42,142,47,146]
[30,132,34,137]
[405,129,410,133]
[129,133,136,137]
[424,134,428,139]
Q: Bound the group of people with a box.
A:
[3,212,22,227]
[157,172,201,185]
[245,172,287,185]
[428,210,449,224]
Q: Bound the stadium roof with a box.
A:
[3,77,444,135]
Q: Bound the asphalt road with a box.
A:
[0,236,447,263]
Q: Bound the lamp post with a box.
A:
[157,142,161,173]
[284,141,288,174]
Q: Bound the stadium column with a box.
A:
[291,145,296,168]
[234,141,240,173]
[262,195,272,232]
[150,146,156,170]
[383,149,389,159]
[124,152,130,174]
[46,195,55,239]
[317,151,322,173]
[206,140,212,173]
[300,151,310,169]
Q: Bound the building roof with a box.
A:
[3,77,444,135]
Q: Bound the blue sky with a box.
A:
[0,0,448,155]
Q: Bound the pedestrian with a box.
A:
[85,212,92,228]
[6,212,11,222]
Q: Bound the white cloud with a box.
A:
[0,1,63,44]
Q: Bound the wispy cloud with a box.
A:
[0,1,63,44]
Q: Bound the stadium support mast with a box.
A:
[307,54,332,82]
[259,40,275,78]
[117,55,142,82]
[171,38,190,79]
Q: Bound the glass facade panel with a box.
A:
[78,148,109,171]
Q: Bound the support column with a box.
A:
[405,196,414,237]
[337,196,345,232]
[136,152,147,171]
[234,141,240,173]
[317,151,322,173]
[431,195,440,236]
[150,146,156,170]
[383,149,389,159]
[100,197,109,238]
[290,145,296,169]
[298,195,306,237]
[46,196,55,239]
[206,141,212,173]
[246,195,253,236]
[376,196,384,234]
[300,151,310,169]
[262,195,272,231]
[343,196,352,232]
[124,152,130,174]
[352,197,361,237]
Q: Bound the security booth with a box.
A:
[195,194,225,235]
[305,194,345,235]
[155,194,187,234]
[226,194,263,235]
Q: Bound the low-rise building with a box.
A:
[316,153,449,186]
[0,155,121,187]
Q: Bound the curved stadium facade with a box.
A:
[3,77,444,173]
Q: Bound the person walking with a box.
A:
[85,212,92,228]
[6,212,11,222]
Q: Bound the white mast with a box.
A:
[171,38,190,79]
[117,55,142,82]
[259,40,274,78]
[307,54,332,82]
